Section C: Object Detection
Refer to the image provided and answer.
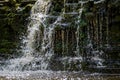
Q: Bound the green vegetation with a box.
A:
[0,0,35,59]
[0,0,120,64]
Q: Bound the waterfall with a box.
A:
[0,0,120,79]
[0,0,108,72]
[2,0,69,71]
[75,2,84,70]
[3,0,55,71]
[86,0,106,68]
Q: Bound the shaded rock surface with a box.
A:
[0,0,119,73]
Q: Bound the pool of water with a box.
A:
[0,71,120,80]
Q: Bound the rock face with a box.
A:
[48,0,120,71]
[0,0,36,58]
[0,0,120,72]
[82,0,120,70]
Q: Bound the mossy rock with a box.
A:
[9,0,17,5]
[113,15,120,22]
[0,6,11,12]
[22,4,33,13]
[85,12,94,20]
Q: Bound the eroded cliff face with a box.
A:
[0,0,119,71]
[82,0,120,72]
[48,0,120,71]
[83,0,119,54]
[0,0,36,58]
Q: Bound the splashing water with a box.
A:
[1,0,105,71]
[0,0,119,80]
[3,0,55,71]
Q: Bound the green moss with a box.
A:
[55,25,62,30]
[114,16,120,22]
[9,0,17,6]
[0,40,17,48]
[80,20,87,27]
[22,4,33,13]
[0,48,11,54]
[0,0,34,57]
[1,6,11,12]
[85,12,94,20]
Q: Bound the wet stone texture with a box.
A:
[0,0,119,77]
[0,0,37,59]
[0,71,120,80]
[47,0,120,72]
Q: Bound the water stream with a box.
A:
[0,0,119,80]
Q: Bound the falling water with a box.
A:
[0,0,119,79]
[84,0,106,69]
[75,1,84,70]
[1,0,104,71]
[2,0,55,71]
